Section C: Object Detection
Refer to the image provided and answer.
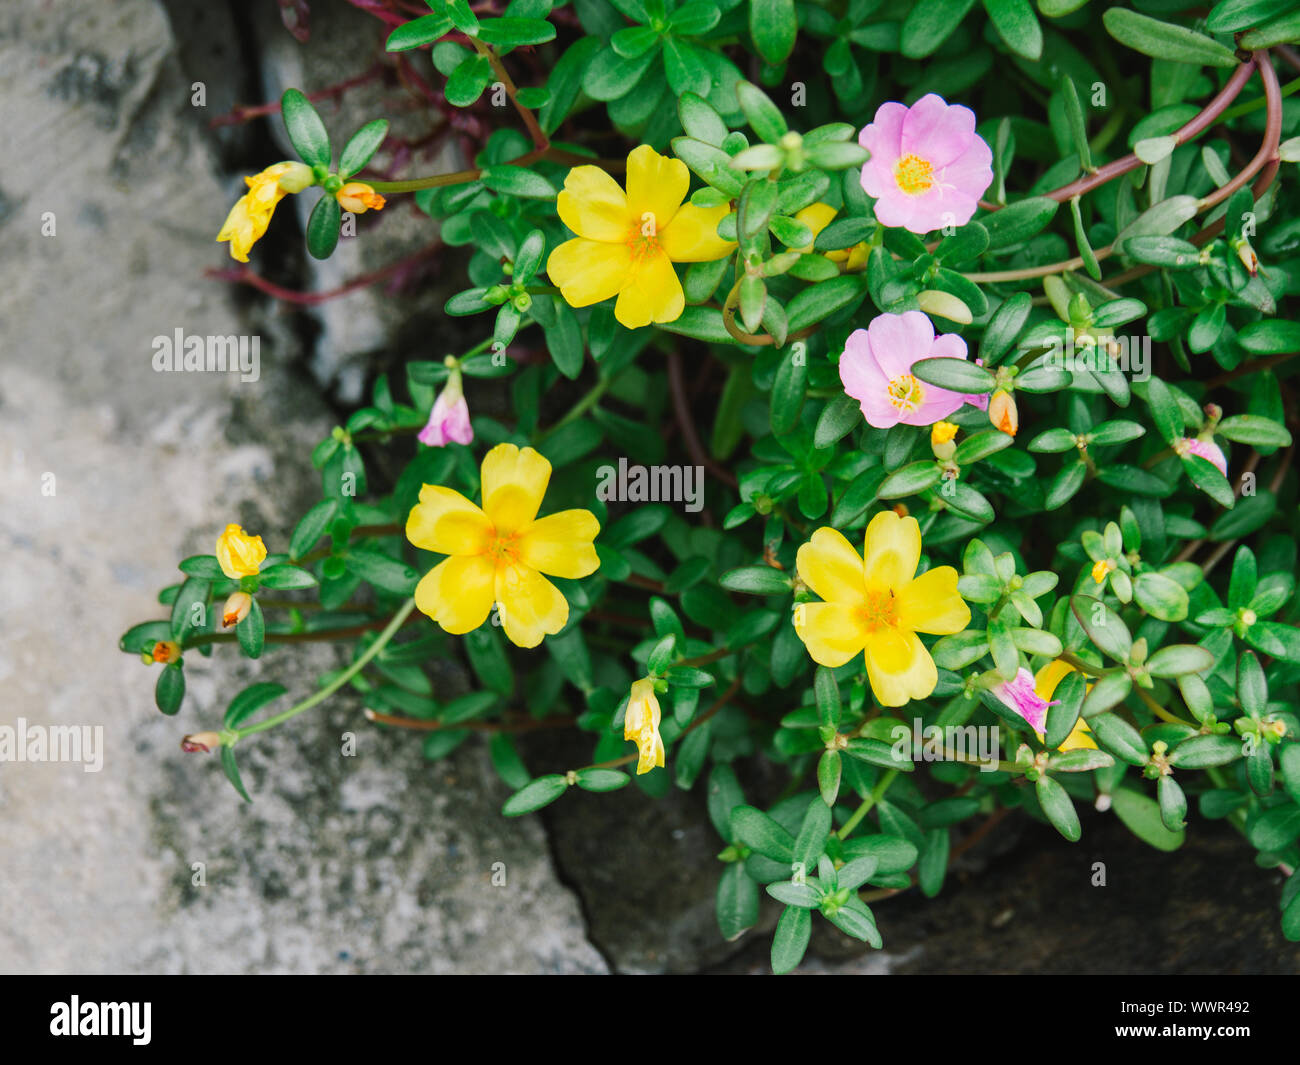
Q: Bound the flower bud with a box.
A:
[181,732,222,754]
[215,523,267,580]
[916,289,972,324]
[222,591,252,628]
[1173,436,1228,477]
[1231,237,1258,276]
[151,640,181,664]
[988,389,1018,437]
[276,161,316,194]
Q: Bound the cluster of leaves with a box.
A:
[122,0,1300,970]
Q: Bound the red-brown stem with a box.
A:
[207,241,443,305]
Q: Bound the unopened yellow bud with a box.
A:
[335,182,386,214]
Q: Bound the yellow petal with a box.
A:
[414,554,495,634]
[794,602,868,667]
[547,238,633,309]
[863,510,921,591]
[796,527,867,607]
[637,724,666,774]
[215,523,266,579]
[517,509,601,578]
[557,164,633,242]
[624,679,661,740]
[614,248,684,328]
[481,444,551,535]
[659,203,736,262]
[863,627,937,707]
[1059,719,1098,751]
[624,144,689,235]
[405,485,493,556]
[1034,658,1077,702]
[793,202,837,253]
[896,566,969,634]
[496,562,569,648]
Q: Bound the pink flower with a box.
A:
[858,94,994,234]
[1174,436,1228,477]
[839,311,979,428]
[418,373,473,447]
[991,667,1055,734]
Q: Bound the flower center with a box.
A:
[485,530,522,566]
[626,213,663,265]
[887,374,925,413]
[859,589,898,632]
[894,153,935,195]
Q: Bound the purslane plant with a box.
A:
[123,0,1300,971]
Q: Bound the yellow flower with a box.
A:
[546,145,735,329]
[793,202,869,271]
[405,443,600,648]
[216,162,313,263]
[1034,658,1098,751]
[623,678,665,775]
[1091,559,1110,584]
[215,524,267,579]
[931,421,959,446]
[336,182,386,213]
[793,511,970,707]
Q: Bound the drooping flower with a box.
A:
[418,366,473,448]
[793,202,869,271]
[793,511,970,707]
[405,444,600,648]
[336,182,386,214]
[991,667,1054,734]
[858,94,993,234]
[217,162,314,262]
[215,523,267,579]
[1174,436,1228,477]
[839,311,981,428]
[1034,659,1098,751]
[623,678,665,775]
[546,145,736,329]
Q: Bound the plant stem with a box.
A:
[836,769,898,840]
[232,597,417,740]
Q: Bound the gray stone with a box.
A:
[0,0,602,975]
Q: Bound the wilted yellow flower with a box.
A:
[1034,659,1098,751]
[216,162,313,263]
[793,202,869,271]
[215,524,267,579]
[222,591,253,628]
[546,145,735,329]
[623,678,665,775]
[151,640,181,664]
[405,443,600,648]
[793,511,970,706]
[931,421,959,445]
[336,182,385,213]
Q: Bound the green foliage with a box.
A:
[128,0,1300,968]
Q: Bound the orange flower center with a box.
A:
[887,374,925,413]
[485,530,522,567]
[894,153,935,195]
[626,214,662,265]
[858,589,898,632]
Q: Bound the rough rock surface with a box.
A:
[0,0,601,975]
